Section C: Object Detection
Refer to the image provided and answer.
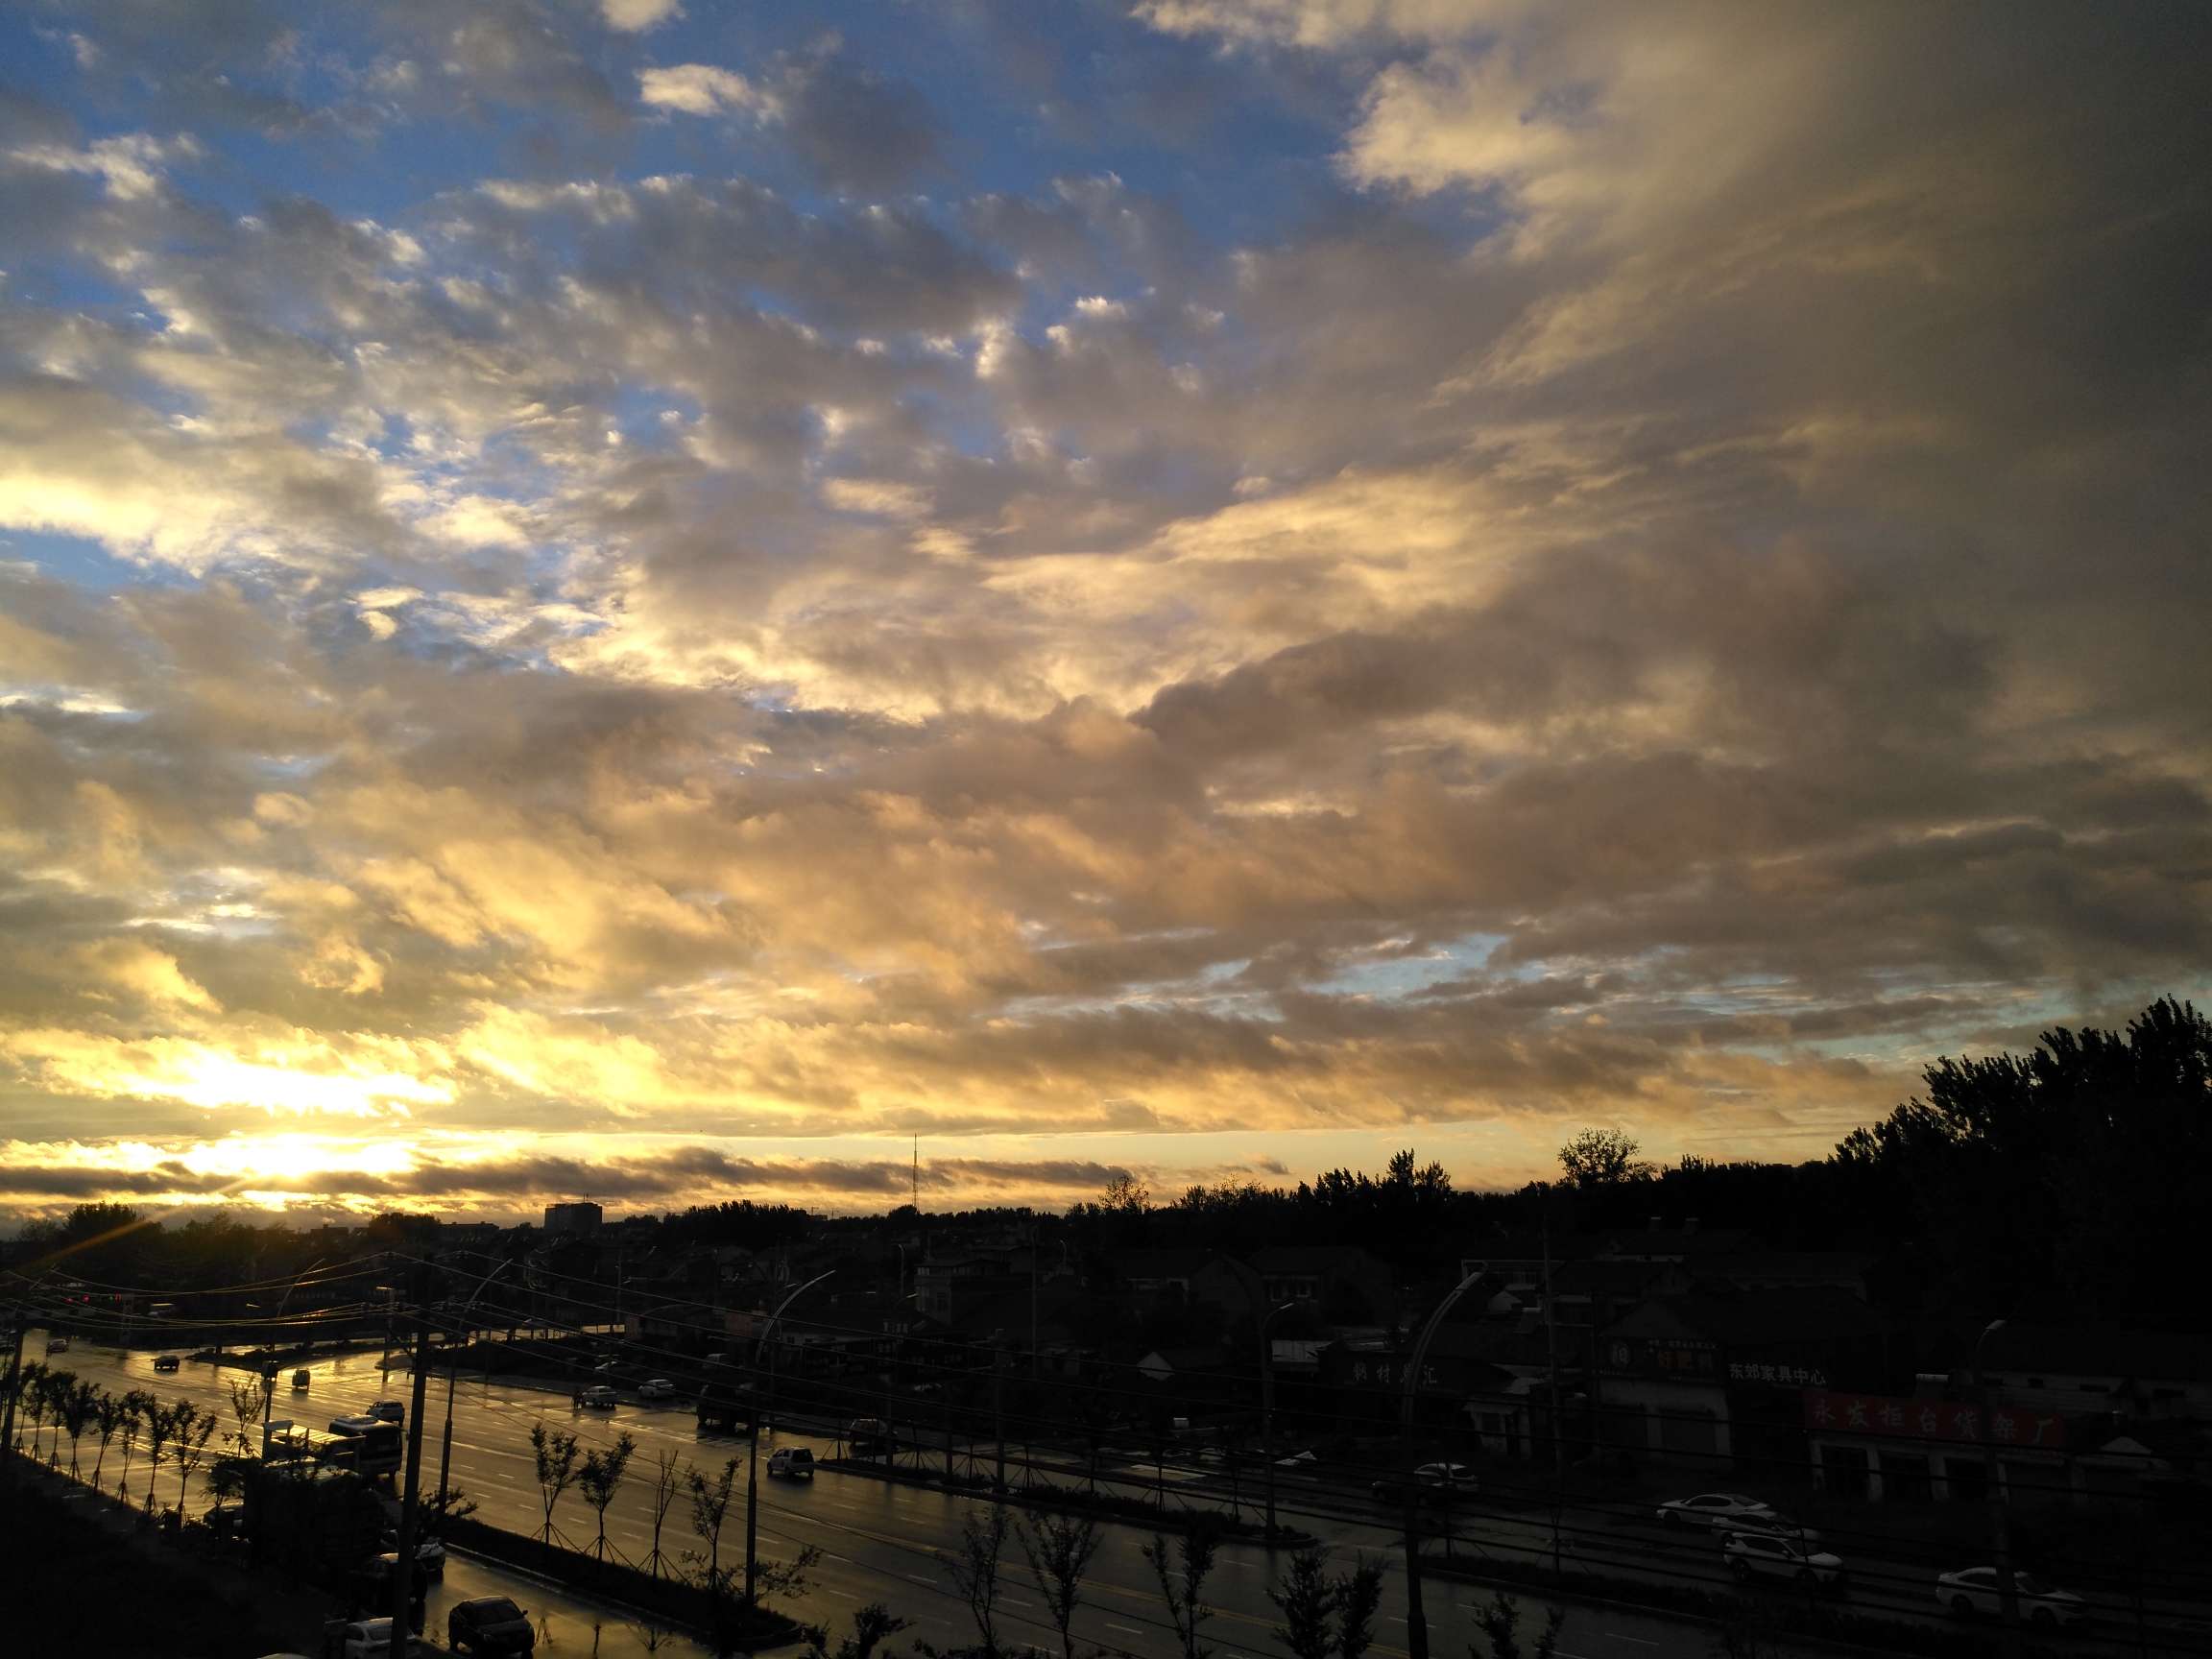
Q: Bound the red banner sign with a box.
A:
[1800,1390,2069,1449]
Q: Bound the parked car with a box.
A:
[1656,1492,1776,1529]
[1372,1462,1477,1502]
[153,1354,181,1373]
[349,1552,428,1611]
[637,1378,676,1401]
[206,1503,250,1541]
[338,1619,397,1659]
[380,1529,446,1577]
[333,1618,430,1658]
[768,1447,815,1479]
[1723,1531,1846,1589]
[369,1401,405,1425]
[448,1595,537,1655]
[574,1384,618,1409]
[1937,1567,2088,1627]
[46,1335,69,1355]
[1720,1509,1819,1545]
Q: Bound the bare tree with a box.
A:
[226,1374,269,1457]
[1269,1547,1337,1659]
[578,1431,638,1562]
[115,1389,152,1501]
[89,1389,124,1489]
[645,1448,688,1578]
[175,1404,217,1513]
[1018,1508,1103,1659]
[686,1455,738,1587]
[528,1422,583,1545]
[1334,1555,1385,1659]
[17,1362,50,1459]
[141,1397,182,1512]
[1142,1523,1222,1659]
[934,1503,1013,1658]
[805,1602,912,1659]
[1469,1592,1565,1659]
[60,1379,99,1479]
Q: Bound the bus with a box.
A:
[265,1418,402,1478]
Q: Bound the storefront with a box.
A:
[1800,1388,2086,1503]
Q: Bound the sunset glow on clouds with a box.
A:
[1,2,2207,1221]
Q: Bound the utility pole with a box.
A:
[1261,1299,1296,1540]
[1543,1211,1564,1573]
[1974,1320,2024,1659]
[1401,1263,1486,1659]
[390,1267,436,1647]
[746,1270,832,1607]
[993,1360,1006,1491]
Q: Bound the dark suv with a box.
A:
[448,1596,535,1655]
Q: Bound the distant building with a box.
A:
[543,1201,603,1238]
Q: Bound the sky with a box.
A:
[1,1,2207,1226]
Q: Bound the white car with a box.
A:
[1720,1509,1820,1546]
[1723,1531,1846,1588]
[1657,1492,1776,1529]
[768,1447,815,1479]
[573,1383,618,1409]
[1937,1567,2088,1627]
[1372,1461,1477,1500]
[338,1619,397,1658]
[637,1378,677,1401]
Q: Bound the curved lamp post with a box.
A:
[1400,1262,1485,1659]
[434,1259,514,1512]
[744,1270,834,1606]
[1260,1300,1298,1540]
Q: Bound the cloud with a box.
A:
[601,0,681,32]
[638,64,772,119]
[0,1,2206,1214]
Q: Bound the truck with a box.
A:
[695,1370,755,1436]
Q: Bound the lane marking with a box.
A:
[1105,1624,1144,1637]
[1604,1637,1659,1647]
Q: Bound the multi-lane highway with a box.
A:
[22,1333,2189,1659]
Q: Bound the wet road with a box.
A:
[27,1334,2170,1659]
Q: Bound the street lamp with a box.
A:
[744,1270,834,1607]
[1972,1319,2023,1659]
[1401,1262,1485,1659]
[1260,1300,1298,1541]
[434,1260,513,1515]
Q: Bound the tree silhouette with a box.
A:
[1017,1507,1102,1659]
[578,1431,637,1562]
[527,1422,582,1545]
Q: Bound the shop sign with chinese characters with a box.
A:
[1729,1360,1828,1387]
[1800,1390,2070,1448]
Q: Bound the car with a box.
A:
[335,1618,429,1659]
[331,1413,383,1435]
[1723,1531,1847,1589]
[369,1401,405,1425]
[1372,1461,1477,1501]
[381,1529,446,1577]
[1656,1492,1776,1529]
[207,1503,250,1541]
[154,1354,181,1373]
[293,1367,312,1389]
[1937,1567,2088,1627]
[46,1335,69,1354]
[637,1378,677,1401]
[349,1552,428,1610]
[574,1384,618,1409]
[448,1594,537,1655]
[768,1447,816,1479]
[1719,1509,1820,1546]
